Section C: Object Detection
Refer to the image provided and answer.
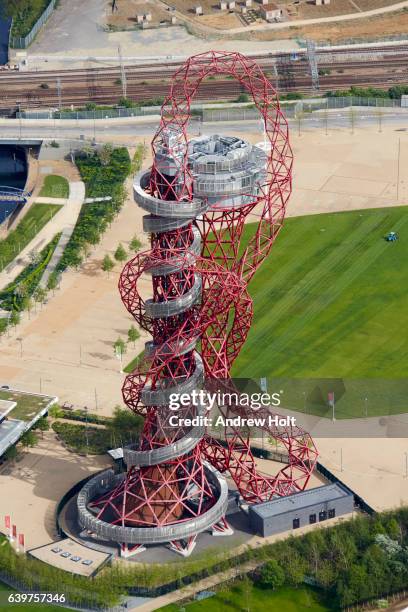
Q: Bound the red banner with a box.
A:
[18,533,24,548]
[12,525,17,538]
[4,516,10,530]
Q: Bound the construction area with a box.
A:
[107,0,407,31]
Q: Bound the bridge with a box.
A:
[0,186,29,204]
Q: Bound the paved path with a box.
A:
[0,181,84,290]
[39,182,85,288]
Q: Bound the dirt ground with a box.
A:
[284,0,400,20]
[251,8,408,42]
[0,431,111,549]
[107,0,170,28]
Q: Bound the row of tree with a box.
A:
[326,85,408,100]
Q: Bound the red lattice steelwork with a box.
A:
[92,51,318,550]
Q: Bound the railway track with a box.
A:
[0,46,407,111]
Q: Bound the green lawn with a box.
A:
[0,204,61,272]
[124,349,145,373]
[231,207,408,417]
[39,176,69,199]
[0,580,70,611]
[160,584,334,611]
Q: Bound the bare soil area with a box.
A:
[251,8,408,42]
[107,0,170,28]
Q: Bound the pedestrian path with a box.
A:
[39,181,85,288]
[0,181,84,290]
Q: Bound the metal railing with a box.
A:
[10,0,57,49]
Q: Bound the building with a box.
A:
[0,388,56,458]
[259,2,282,21]
[249,483,354,537]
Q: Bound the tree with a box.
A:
[114,244,127,263]
[283,550,307,586]
[29,249,40,266]
[47,272,60,295]
[23,297,33,319]
[129,235,142,252]
[14,282,28,304]
[9,310,20,328]
[0,0,31,19]
[20,430,39,449]
[33,286,47,309]
[259,559,285,589]
[127,325,140,347]
[99,143,113,167]
[34,416,50,438]
[48,404,64,419]
[108,406,142,445]
[102,254,114,278]
[4,445,18,462]
[236,93,249,103]
[113,337,127,372]
[118,97,135,108]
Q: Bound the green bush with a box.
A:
[0,204,60,273]
[52,421,114,455]
[0,234,60,313]
[5,0,53,39]
[57,147,131,272]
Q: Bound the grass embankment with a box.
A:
[39,175,69,199]
[232,207,408,418]
[8,0,53,39]
[160,584,333,612]
[0,204,61,272]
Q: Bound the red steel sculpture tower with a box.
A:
[78,51,318,557]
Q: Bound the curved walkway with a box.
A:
[0,181,84,290]
[39,181,85,288]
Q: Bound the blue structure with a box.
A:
[385,231,398,242]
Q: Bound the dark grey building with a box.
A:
[249,483,354,537]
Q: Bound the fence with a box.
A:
[17,106,163,120]
[204,96,403,122]
[10,0,57,49]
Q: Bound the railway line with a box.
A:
[0,45,407,111]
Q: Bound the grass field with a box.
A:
[160,583,334,611]
[231,207,408,417]
[39,176,69,199]
[0,204,61,272]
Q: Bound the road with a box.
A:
[0,111,407,143]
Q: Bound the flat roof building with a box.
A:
[259,3,282,21]
[249,483,354,537]
[0,388,57,458]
